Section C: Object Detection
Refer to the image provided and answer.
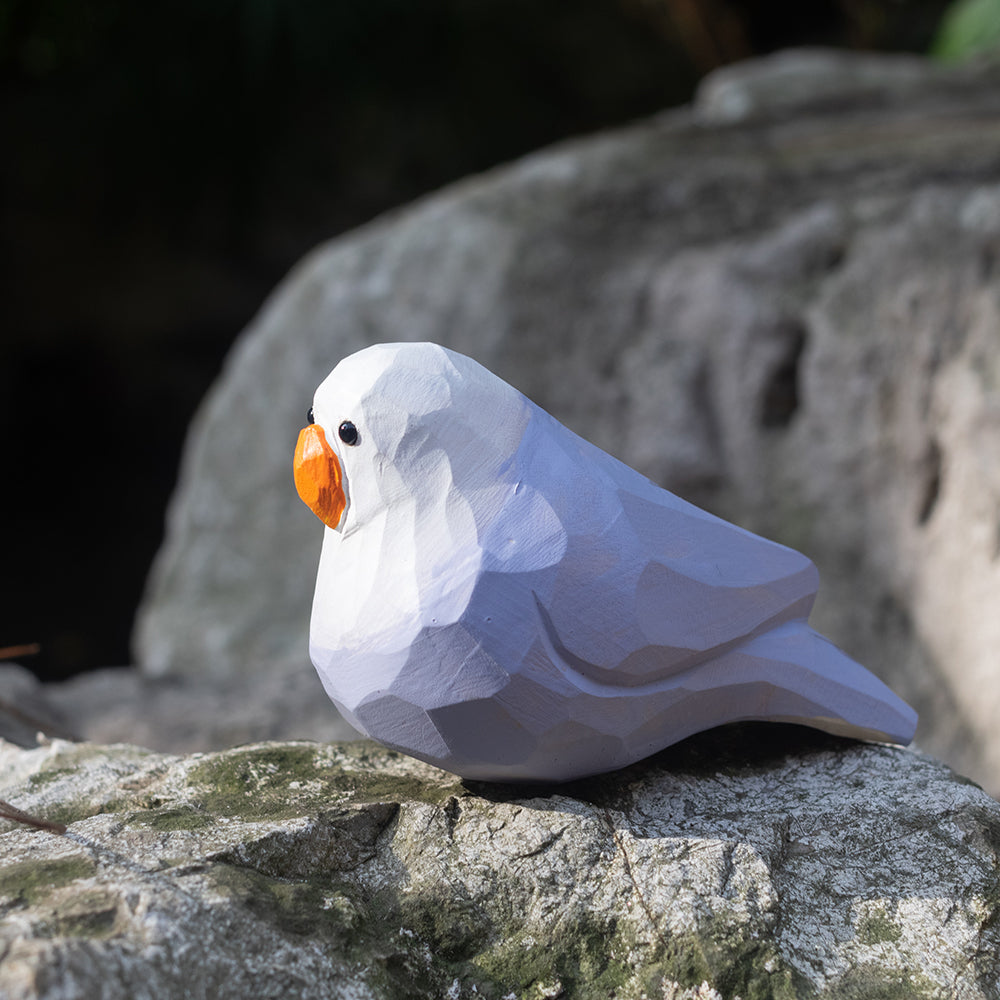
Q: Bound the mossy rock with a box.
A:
[1,732,999,999]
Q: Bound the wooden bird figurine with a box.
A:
[294,342,917,781]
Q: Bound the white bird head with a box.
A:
[295,342,531,537]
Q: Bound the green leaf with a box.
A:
[932,0,1000,61]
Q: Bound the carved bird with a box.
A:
[294,342,916,781]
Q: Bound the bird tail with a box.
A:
[699,620,918,746]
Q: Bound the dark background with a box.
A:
[1,0,954,681]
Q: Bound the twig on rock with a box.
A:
[0,643,41,660]
[0,797,66,835]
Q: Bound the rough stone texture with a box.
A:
[131,48,1000,792]
[1,726,998,999]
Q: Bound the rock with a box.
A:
[132,48,1000,794]
[695,47,948,123]
[43,666,357,754]
[0,665,77,748]
[1,727,998,999]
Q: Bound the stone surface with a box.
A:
[695,47,949,123]
[0,665,356,759]
[42,666,358,752]
[1,726,998,999]
[0,666,77,748]
[132,48,1000,792]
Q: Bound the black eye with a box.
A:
[307,406,315,425]
[338,420,359,446]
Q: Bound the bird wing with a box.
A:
[512,424,820,688]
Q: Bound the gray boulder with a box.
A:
[1,727,998,999]
[130,48,1000,792]
[0,666,77,748]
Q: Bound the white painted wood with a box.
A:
[298,342,917,781]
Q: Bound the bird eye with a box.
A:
[338,420,359,446]
[307,406,315,425]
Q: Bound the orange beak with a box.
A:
[294,424,346,529]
